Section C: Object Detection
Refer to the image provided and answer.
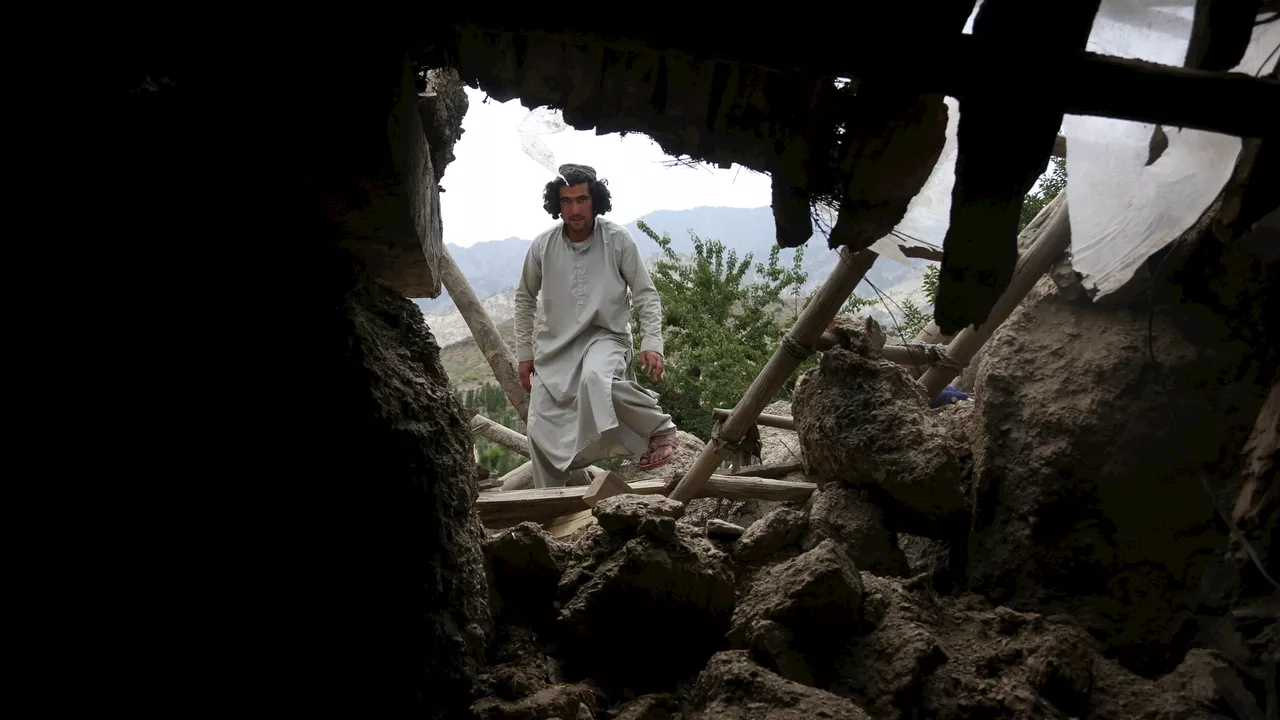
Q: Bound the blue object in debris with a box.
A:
[930,385,970,409]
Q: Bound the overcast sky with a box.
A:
[438,87,773,247]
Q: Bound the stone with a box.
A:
[732,508,808,564]
[792,320,971,538]
[728,539,865,684]
[471,683,597,720]
[484,522,566,627]
[557,527,736,693]
[610,693,681,720]
[803,484,911,578]
[593,494,685,537]
[690,651,874,719]
[706,519,746,540]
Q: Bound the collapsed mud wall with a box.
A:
[966,225,1279,677]
[345,246,493,718]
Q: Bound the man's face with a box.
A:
[559,183,594,234]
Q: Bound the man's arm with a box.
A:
[514,241,542,363]
[619,233,664,357]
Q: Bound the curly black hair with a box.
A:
[542,165,613,219]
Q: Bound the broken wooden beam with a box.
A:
[730,460,804,479]
[544,509,596,539]
[935,33,1280,140]
[678,473,816,503]
[479,474,818,527]
[712,408,795,431]
[920,193,1072,399]
[438,246,530,421]
[477,480,669,527]
[668,242,876,505]
[469,413,529,458]
[812,332,949,367]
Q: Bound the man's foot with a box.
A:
[638,432,679,471]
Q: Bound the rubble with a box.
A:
[728,539,865,685]
[803,484,910,578]
[791,319,972,538]
[556,521,736,693]
[690,651,873,719]
[484,522,566,627]
[731,508,808,564]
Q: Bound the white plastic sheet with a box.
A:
[1064,0,1279,299]
[517,107,570,176]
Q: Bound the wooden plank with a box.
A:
[469,413,530,458]
[712,408,795,431]
[698,474,816,503]
[477,480,670,526]
[920,194,1072,399]
[479,474,818,527]
[583,470,632,507]
[730,460,804,479]
[668,245,875,504]
[544,510,597,539]
[438,246,530,421]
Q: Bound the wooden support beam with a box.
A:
[935,33,1280,140]
[438,246,530,421]
[469,413,529,458]
[479,474,818,527]
[920,194,1072,399]
[498,462,533,491]
[712,408,795,431]
[668,243,876,505]
[1052,134,1067,159]
[730,460,804,479]
[812,331,949,367]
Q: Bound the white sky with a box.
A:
[439,87,774,247]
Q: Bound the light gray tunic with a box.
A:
[514,217,666,476]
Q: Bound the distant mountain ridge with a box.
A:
[416,205,929,317]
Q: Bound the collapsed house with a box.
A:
[100,1,1278,718]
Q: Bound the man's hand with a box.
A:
[519,360,535,393]
[639,351,664,383]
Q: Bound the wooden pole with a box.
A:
[711,409,795,431]
[668,244,877,504]
[469,413,529,458]
[920,194,1071,399]
[437,246,530,422]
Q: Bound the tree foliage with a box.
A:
[1019,157,1067,231]
[459,383,526,476]
[631,221,808,440]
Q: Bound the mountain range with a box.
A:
[416,206,930,321]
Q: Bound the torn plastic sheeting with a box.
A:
[1063,0,1279,301]
[518,107,570,176]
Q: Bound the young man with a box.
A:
[513,163,679,488]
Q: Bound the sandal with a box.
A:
[638,432,680,471]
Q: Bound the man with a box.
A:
[514,163,680,489]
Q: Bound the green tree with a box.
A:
[1019,157,1066,231]
[632,221,808,440]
